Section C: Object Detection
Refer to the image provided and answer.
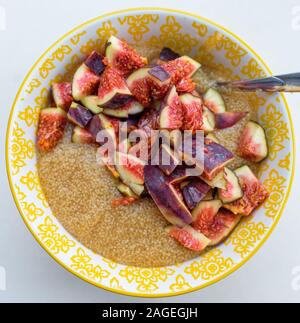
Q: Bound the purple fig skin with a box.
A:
[84,51,105,75]
[148,65,171,82]
[67,104,93,128]
[182,179,211,210]
[101,94,133,109]
[86,115,102,139]
[167,166,191,185]
[158,145,179,176]
[144,165,193,226]
[204,141,234,180]
[215,112,248,129]
[159,47,180,61]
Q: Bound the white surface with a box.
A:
[0,0,300,303]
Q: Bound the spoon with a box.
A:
[215,73,300,92]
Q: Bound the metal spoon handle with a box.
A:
[216,73,300,92]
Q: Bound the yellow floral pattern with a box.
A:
[169,275,191,292]
[260,104,289,161]
[184,249,234,281]
[7,12,293,296]
[38,217,75,254]
[119,14,159,42]
[263,169,287,219]
[71,248,110,282]
[120,267,175,293]
[10,122,34,175]
[226,220,268,258]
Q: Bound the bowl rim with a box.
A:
[6,7,295,298]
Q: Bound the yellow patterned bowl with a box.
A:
[6,8,294,297]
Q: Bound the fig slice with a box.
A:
[126,67,152,107]
[218,167,243,203]
[203,88,226,114]
[72,126,95,144]
[192,202,241,246]
[115,152,145,185]
[144,165,193,226]
[200,170,227,189]
[166,225,211,252]
[37,108,67,152]
[81,95,103,114]
[159,47,180,62]
[103,100,144,118]
[182,179,211,210]
[117,183,138,198]
[52,82,73,111]
[72,63,101,101]
[148,65,171,82]
[158,144,180,176]
[67,102,93,128]
[84,51,105,75]
[176,77,196,93]
[159,86,183,130]
[203,140,234,180]
[105,36,148,76]
[215,112,247,129]
[98,66,132,108]
[237,121,268,162]
[168,166,191,185]
[202,106,216,133]
[87,113,118,143]
[162,56,201,84]
[180,93,203,132]
[223,165,269,216]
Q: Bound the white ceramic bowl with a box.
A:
[6,8,294,297]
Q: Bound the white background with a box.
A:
[0,0,300,303]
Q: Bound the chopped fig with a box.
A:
[117,183,138,198]
[37,108,67,152]
[84,51,105,75]
[98,66,132,108]
[205,133,220,144]
[118,138,131,153]
[158,144,180,176]
[218,167,243,203]
[203,88,226,113]
[180,93,203,132]
[87,113,117,143]
[126,182,145,197]
[162,56,201,84]
[203,140,234,180]
[200,171,227,189]
[159,47,180,61]
[159,86,183,130]
[137,107,160,136]
[202,106,216,133]
[215,112,247,129]
[105,36,147,76]
[67,102,93,127]
[115,152,145,185]
[103,100,144,118]
[166,225,211,252]
[72,64,101,101]
[237,121,268,162]
[72,126,95,144]
[144,165,193,226]
[126,67,152,107]
[192,202,241,246]
[52,82,73,110]
[168,166,191,185]
[182,179,211,210]
[148,65,171,82]
[176,77,196,93]
[81,95,103,114]
[224,166,269,216]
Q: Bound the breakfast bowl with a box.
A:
[6,8,294,297]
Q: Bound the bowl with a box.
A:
[6,8,294,297]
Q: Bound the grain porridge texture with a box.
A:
[37,61,260,268]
